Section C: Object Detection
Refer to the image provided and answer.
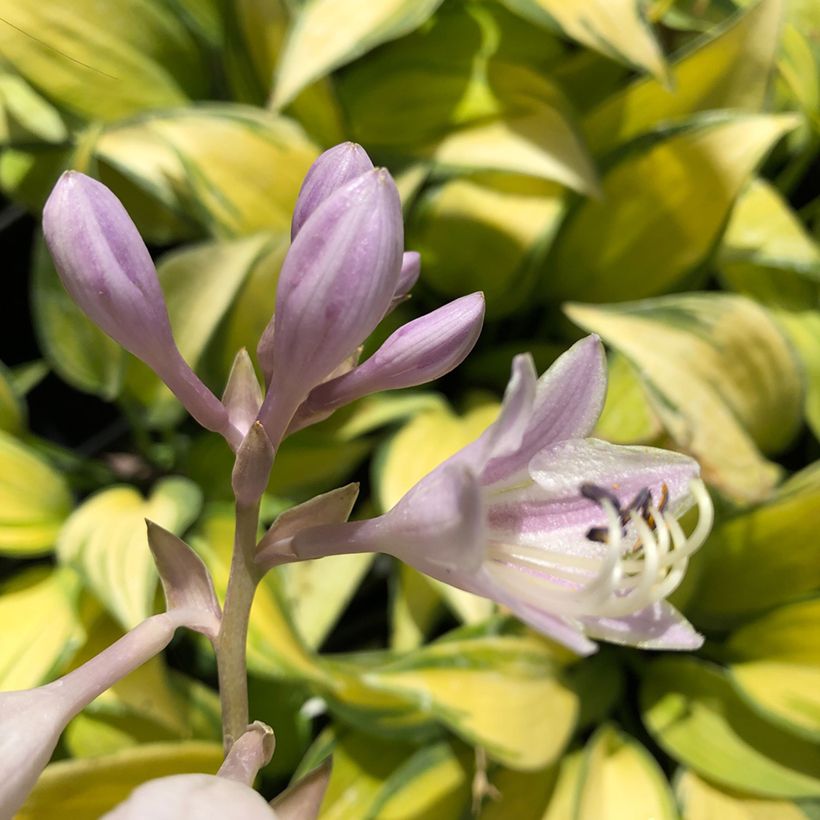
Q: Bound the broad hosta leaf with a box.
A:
[62,607,221,758]
[17,741,224,820]
[407,174,566,318]
[0,360,24,434]
[272,0,444,108]
[0,71,67,145]
[498,0,667,82]
[376,399,498,623]
[567,293,802,501]
[0,0,205,122]
[0,429,73,555]
[686,462,820,626]
[547,113,798,303]
[727,598,820,741]
[775,310,820,438]
[94,106,318,237]
[593,352,661,445]
[583,0,785,154]
[391,564,444,651]
[641,657,820,799]
[339,6,598,193]
[479,762,560,820]
[191,507,327,683]
[363,635,579,770]
[718,178,820,310]
[31,236,125,400]
[123,232,276,428]
[676,770,810,820]
[576,725,677,819]
[57,477,202,629]
[0,566,83,690]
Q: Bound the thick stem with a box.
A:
[216,498,262,753]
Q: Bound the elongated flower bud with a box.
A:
[257,168,403,445]
[291,142,374,239]
[292,293,484,429]
[395,251,421,300]
[43,173,237,444]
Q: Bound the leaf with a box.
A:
[685,462,820,627]
[775,310,820,439]
[498,0,668,82]
[717,178,820,310]
[566,292,802,501]
[272,0,444,108]
[390,564,444,651]
[0,70,67,145]
[123,232,275,428]
[0,360,24,434]
[31,235,125,400]
[0,0,206,122]
[547,113,799,303]
[364,635,579,770]
[583,0,786,154]
[57,477,202,629]
[676,769,810,820]
[0,429,73,555]
[338,8,597,193]
[406,174,566,318]
[16,741,224,820]
[191,507,328,683]
[0,566,83,690]
[641,656,820,799]
[576,725,677,819]
[279,554,376,650]
[94,106,318,238]
[727,598,820,741]
[593,352,661,445]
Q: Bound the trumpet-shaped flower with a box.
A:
[259,336,713,654]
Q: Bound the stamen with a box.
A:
[580,483,622,511]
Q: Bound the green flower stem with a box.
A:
[216,497,262,753]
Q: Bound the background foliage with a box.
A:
[1,0,819,816]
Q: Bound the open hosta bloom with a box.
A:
[260,336,713,655]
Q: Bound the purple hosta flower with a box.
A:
[43,173,241,448]
[256,143,484,447]
[258,336,713,655]
[0,607,214,818]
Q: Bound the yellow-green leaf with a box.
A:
[407,174,566,318]
[366,635,578,770]
[95,106,318,238]
[676,769,810,820]
[584,0,785,154]
[718,178,820,310]
[0,429,72,555]
[0,0,205,122]
[567,293,802,501]
[0,360,24,434]
[593,352,661,445]
[391,564,444,651]
[576,725,677,819]
[499,0,668,82]
[0,566,83,690]
[727,598,820,741]
[17,741,224,820]
[685,462,820,626]
[273,0,444,109]
[641,657,820,799]
[0,71,67,145]
[123,232,276,427]
[57,477,202,629]
[548,113,798,303]
[775,310,820,438]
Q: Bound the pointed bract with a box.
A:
[269,760,332,820]
[257,168,403,445]
[223,349,264,440]
[231,422,275,506]
[291,142,374,239]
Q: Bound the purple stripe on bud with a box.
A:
[43,173,236,444]
[299,293,484,420]
[258,168,404,445]
[291,142,374,240]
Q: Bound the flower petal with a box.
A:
[481,336,606,485]
[394,251,421,299]
[581,601,703,650]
